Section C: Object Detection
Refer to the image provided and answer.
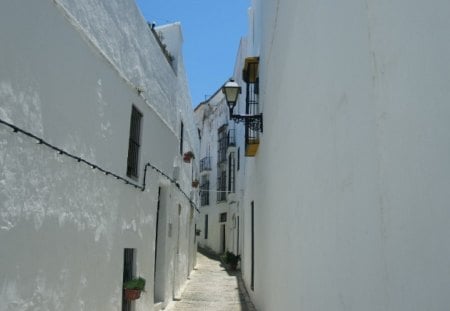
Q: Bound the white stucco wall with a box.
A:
[239,0,450,310]
[0,1,197,310]
[51,0,198,154]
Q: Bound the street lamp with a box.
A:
[222,79,263,132]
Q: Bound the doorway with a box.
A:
[220,224,226,254]
[251,201,255,291]
[188,206,194,275]
[172,204,182,299]
[154,187,162,304]
[237,215,240,255]
[154,186,168,305]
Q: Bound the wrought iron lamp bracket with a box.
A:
[230,112,263,132]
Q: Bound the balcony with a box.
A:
[200,156,212,172]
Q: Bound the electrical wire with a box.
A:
[0,117,199,213]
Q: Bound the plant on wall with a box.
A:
[183,151,195,163]
[221,251,241,270]
[123,277,146,300]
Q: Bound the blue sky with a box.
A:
[135,0,250,106]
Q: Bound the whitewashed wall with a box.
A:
[240,0,450,310]
[52,0,198,155]
[0,1,197,310]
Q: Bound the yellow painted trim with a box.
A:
[243,57,260,83]
[245,140,260,157]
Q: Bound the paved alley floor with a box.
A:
[165,250,256,311]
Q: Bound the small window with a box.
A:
[126,106,142,178]
[220,212,227,223]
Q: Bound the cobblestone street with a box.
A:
[165,250,256,311]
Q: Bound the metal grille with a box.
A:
[245,80,259,146]
[228,152,235,193]
[200,156,212,172]
[217,170,227,202]
[217,125,228,164]
[220,212,227,223]
[127,106,142,178]
[200,176,210,206]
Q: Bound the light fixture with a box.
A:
[222,79,263,132]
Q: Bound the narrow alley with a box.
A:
[165,250,256,311]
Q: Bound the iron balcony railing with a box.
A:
[200,156,212,172]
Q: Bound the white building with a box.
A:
[0,1,198,310]
[194,87,242,256]
[233,0,450,310]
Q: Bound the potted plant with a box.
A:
[221,251,241,270]
[183,151,195,163]
[192,179,199,188]
[123,277,146,301]
[228,253,241,270]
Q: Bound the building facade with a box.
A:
[0,1,198,310]
[194,88,242,257]
[234,0,450,310]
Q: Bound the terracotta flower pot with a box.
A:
[183,155,191,163]
[183,151,195,163]
[124,289,141,300]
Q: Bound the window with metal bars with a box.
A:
[220,212,227,223]
[126,106,142,178]
[200,156,212,172]
[217,169,227,202]
[217,125,228,164]
[200,175,210,206]
[245,80,260,147]
[228,152,235,193]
